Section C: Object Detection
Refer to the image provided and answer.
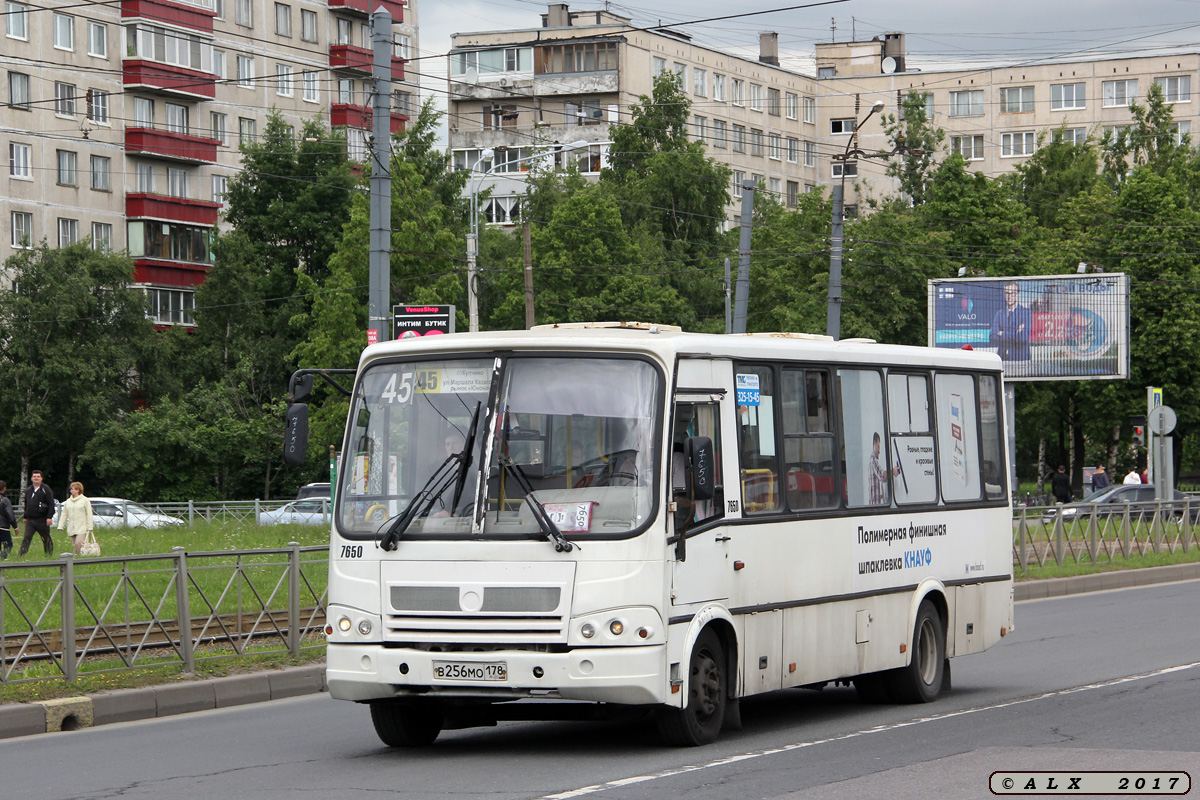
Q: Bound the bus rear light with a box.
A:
[900,643,907,653]
[609,620,624,636]
[1001,626,1008,637]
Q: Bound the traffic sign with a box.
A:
[1148,405,1176,436]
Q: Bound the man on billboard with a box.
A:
[990,282,1032,361]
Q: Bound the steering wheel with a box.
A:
[364,504,388,523]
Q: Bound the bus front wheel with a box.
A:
[656,629,727,746]
[887,599,945,703]
[370,701,444,747]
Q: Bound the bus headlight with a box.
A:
[580,622,596,639]
[608,620,624,636]
[338,617,352,632]
[570,608,663,646]
[357,619,373,636]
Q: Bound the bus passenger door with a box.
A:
[670,361,738,607]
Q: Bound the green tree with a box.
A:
[0,243,155,489]
[880,91,945,206]
[1008,126,1100,228]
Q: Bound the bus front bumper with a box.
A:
[326,643,669,706]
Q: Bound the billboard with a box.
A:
[927,274,1130,381]
[393,304,456,339]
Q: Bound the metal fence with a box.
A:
[1014,500,1198,570]
[0,543,328,685]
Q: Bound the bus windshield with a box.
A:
[337,355,661,540]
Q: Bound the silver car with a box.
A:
[257,499,331,526]
[55,497,186,529]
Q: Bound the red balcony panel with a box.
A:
[124,60,216,99]
[133,259,210,286]
[391,57,405,80]
[327,0,404,20]
[331,103,370,129]
[390,113,407,133]
[122,0,215,32]
[330,44,373,73]
[125,127,220,164]
[126,193,220,227]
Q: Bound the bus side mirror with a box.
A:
[686,436,715,501]
[283,403,309,467]
[290,372,314,403]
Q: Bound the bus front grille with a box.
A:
[383,613,567,644]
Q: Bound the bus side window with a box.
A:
[838,368,890,508]
[674,403,724,524]
[736,366,780,514]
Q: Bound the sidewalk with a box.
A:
[2,563,1198,740]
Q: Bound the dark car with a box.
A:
[296,482,331,501]
[1042,484,1198,525]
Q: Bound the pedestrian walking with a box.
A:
[0,481,16,559]
[1091,465,1110,493]
[1124,468,1141,485]
[57,481,95,556]
[19,469,55,557]
[1051,465,1072,504]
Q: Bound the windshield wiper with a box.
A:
[449,402,482,514]
[499,455,578,553]
[379,453,458,551]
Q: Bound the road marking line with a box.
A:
[538,660,1200,799]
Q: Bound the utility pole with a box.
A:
[367,7,393,344]
[724,257,732,334]
[523,220,535,328]
[732,180,755,334]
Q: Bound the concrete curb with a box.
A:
[2,565,1197,741]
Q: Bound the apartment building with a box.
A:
[1,0,418,325]
[447,3,822,227]
[814,36,1200,206]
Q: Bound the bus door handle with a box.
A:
[715,535,732,542]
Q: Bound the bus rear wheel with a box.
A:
[370,701,444,747]
[887,599,945,704]
[656,629,727,746]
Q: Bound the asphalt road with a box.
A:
[3,579,1197,800]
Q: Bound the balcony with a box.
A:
[328,45,406,79]
[125,127,220,164]
[133,259,210,285]
[327,0,404,20]
[123,60,215,100]
[122,0,215,33]
[126,193,220,227]
[331,104,408,133]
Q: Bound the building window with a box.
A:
[126,221,212,266]
[300,9,317,42]
[8,71,30,109]
[712,73,726,101]
[134,97,153,126]
[731,78,744,106]
[91,222,112,251]
[732,124,746,153]
[749,129,764,157]
[128,23,213,71]
[91,155,110,190]
[651,56,666,75]
[693,115,707,142]
[1156,76,1191,103]
[749,83,763,111]
[1000,86,1034,113]
[86,89,109,123]
[211,112,227,144]
[55,82,77,117]
[786,181,799,207]
[165,103,188,134]
[212,174,228,205]
[6,1,29,39]
[830,118,855,134]
[57,150,77,186]
[785,92,798,120]
[58,218,79,247]
[803,140,816,167]
[53,12,73,50]
[237,55,254,88]
[769,176,781,197]
[732,170,745,198]
[1103,79,1137,107]
[393,89,414,116]
[87,21,106,57]
[235,0,251,27]
[483,195,521,225]
[564,100,601,126]
[392,33,410,59]
[276,64,293,97]
[948,89,984,117]
[712,119,727,148]
[485,102,519,128]
[303,71,319,102]
[11,211,33,248]
[802,96,816,124]
[674,62,686,85]
[1171,120,1192,145]
[136,162,154,193]
[9,142,31,179]
[691,67,707,97]
[1051,82,1086,110]
[768,132,782,160]
[337,78,354,104]
[146,288,196,326]
[1001,131,1036,157]
[529,43,608,74]
[832,161,857,178]
[767,87,780,116]
[952,134,985,160]
[168,167,188,198]
[1052,127,1088,146]
[786,136,798,163]
[213,49,225,79]
[274,3,290,36]
[239,117,256,147]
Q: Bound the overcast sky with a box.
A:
[410,0,1200,135]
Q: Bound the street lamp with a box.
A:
[826,98,885,340]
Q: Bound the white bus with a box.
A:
[309,322,1014,747]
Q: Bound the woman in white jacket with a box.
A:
[57,481,95,556]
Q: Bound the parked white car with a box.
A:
[52,497,186,529]
[257,499,331,526]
